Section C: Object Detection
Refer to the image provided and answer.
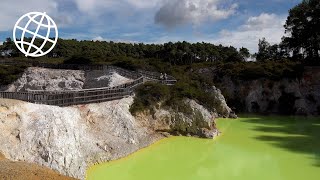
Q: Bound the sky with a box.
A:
[0,0,301,53]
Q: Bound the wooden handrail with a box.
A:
[0,64,177,106]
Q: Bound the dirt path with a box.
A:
[0,153,76,180]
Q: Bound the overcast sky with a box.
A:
[0,0,301,52]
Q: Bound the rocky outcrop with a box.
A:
[135,99,219,138]
[3,67,133,92]
[0,96,218,179]
[5,67,86,92]
[194,68,236,118]
[205,86,237,118]
[215,67,320,115]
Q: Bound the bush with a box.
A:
[213,61,303,81]
[112,60,139,71]
[64,54,93,64]
[130,68,220,115]
[0,65,26,86]
[130,82,170,114]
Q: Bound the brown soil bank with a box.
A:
[0,153,75,180]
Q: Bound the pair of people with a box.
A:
[160,73,167,80]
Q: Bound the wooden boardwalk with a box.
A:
[0,62,177,106]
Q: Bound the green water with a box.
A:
[87,116,320,180]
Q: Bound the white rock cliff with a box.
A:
[0,96,217,179]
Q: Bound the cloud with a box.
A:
[241,13,283,31]
[212,13,287,53]
[68,0,161,38]
[149,13,286,53]
[155,0,238,28]
[0,0,60,31]
[121,32,142,37]
[0,42,3,45]
[125,0,161,9]
[73,0,161,15]
[92,36,104,41]
[73,0,116,14]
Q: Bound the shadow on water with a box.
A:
[241,115,320,167]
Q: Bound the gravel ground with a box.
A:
[0,153,75,180]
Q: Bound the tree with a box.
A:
[283,0,320,62]
[239,47,250,60]
[256,38,271,61]
[2,37,20,57]
[256,38,290,61]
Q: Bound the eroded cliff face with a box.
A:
[205,86,237,118]
[216,67,320,115]
[135,99,219,138]
[0,97,218,179]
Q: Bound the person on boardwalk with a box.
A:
[164,73,168,80]
[160,73,164,80]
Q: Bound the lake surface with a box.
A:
[87,116,320,180]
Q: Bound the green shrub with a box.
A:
[130,69,220,115]
[112,60,139,71]
[213,61,303,81]
[0,65,26,86]
[64,55,93,64]
[130,82,170,114]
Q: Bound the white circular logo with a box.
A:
[13,12,58,57]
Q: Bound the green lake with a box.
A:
[86,116,320,180]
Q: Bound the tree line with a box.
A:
[0,38,251,64]
[256,0,320,64]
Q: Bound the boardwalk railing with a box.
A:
[138,70,177,85]
[0,77,144,106]
[0,62,177,106]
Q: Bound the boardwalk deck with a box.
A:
[0,63,177,106]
